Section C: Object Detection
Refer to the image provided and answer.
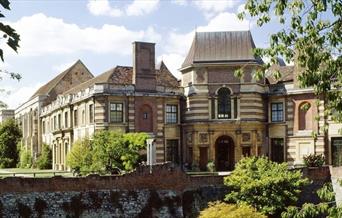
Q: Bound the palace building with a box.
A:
[15,31,342,171]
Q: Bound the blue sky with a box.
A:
[0,0,277,109]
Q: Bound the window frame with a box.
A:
[271,102,284,122]
[110,102,124,123]
[89,104,94,124]
[165,104,178,124]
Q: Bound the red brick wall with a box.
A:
[0,164,224,194]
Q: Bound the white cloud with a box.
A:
[193,0,239,19]
[7,13,161,57]
[126,0,159,16]
[87,0,160,17]
[157,53,185,79]
[171,0,187,6]
[87,0,123,17]
[160,11,252,77]
[52,60,78,73]
[197,12,251,31]
[0,83,43,109]
[237,3,246,13]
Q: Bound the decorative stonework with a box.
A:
[199,133,209,144]
[242,133,251,142]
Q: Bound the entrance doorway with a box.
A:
[215,136,234,171]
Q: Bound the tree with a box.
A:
[0,118,21,168]
[199,201,266,218]
[224,156,309,216]
[0,0,21,108]
[238,0,341,122]
[91,131,148,172]
[36,143,52,169]
[66,138,93,173]
[67,131,149,174]
[282,183,342,217]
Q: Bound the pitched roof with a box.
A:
[30,60,91,99]
[64,61,179,95]
[266,65,294,84]
[182,31,263,68]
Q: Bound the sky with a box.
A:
[0,0,279,109]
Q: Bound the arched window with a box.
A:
[299,102,312,130]
[217,88,231,119]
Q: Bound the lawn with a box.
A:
[0,168,74,178]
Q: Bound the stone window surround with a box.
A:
[109,101,125,123]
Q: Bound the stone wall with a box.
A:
[0,164,226,218]
[330,166,342,206]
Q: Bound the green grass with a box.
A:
[0,168,74,178]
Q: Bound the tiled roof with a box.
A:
[266,65,294,84]
[30,60,92,99]
[182,31,263,68]
[64,61,179,95]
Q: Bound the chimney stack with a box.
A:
[132,42,156,92]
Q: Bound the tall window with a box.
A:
[110,103,123,123]
[271,102,283,122]
[58,114,61,129]
[42,121,45,134]
[82,110,85,125]
[64,112,68,128]
[299,102,312,130]
[89,104,94,124]
[166,105,178,124]
[217,88,231,119]
[74,110,78,127]
[166,140,179,164]
[53,115,57,130]
[271,138,284,163]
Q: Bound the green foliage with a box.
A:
[0,118,21,168]
[303,154,325,167]
[239,0,342,123]
[224,156,309,216]
[67,131,149,173]
[0,0,21,108]
[199,201,266,218]
[91,131,148,172]
[207,160,215,172]
[19,148,32,169]
[281,183,341,218]
[67,138,93,172]
[36,143,52,169]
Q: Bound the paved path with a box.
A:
[0,169,31,177]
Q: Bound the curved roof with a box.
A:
[182,31,263,68]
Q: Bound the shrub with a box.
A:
[36,144,52,169]
[224,156,309,216]
[199,201,266,218]
[303,153,325,167]
[207,160,215,172]
[19,148,32,169]
[0,119,21,168]
[67,138,93,173]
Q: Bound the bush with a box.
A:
[224,156,309,216]
[303,153,325,167]
[199,201,266,218]
[19,148,32,168]
[67,138,93,173]
[0,119,21,168]
[36,144,52,169]
[207,160,215,172]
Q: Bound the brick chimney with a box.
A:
[132,42,156,92]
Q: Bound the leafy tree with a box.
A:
[66,138,93,172]
[282,183,342,217]
[67,131,148,174]
[0,118,21,168]
[199,201,266,218]
[36,143,52,169]
[238,0,341,123]
[0,0,21,108]
[224,156,309,216]
[91,131,148,172]
[18,147,32,169]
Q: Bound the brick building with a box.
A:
[15,31,342,171]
